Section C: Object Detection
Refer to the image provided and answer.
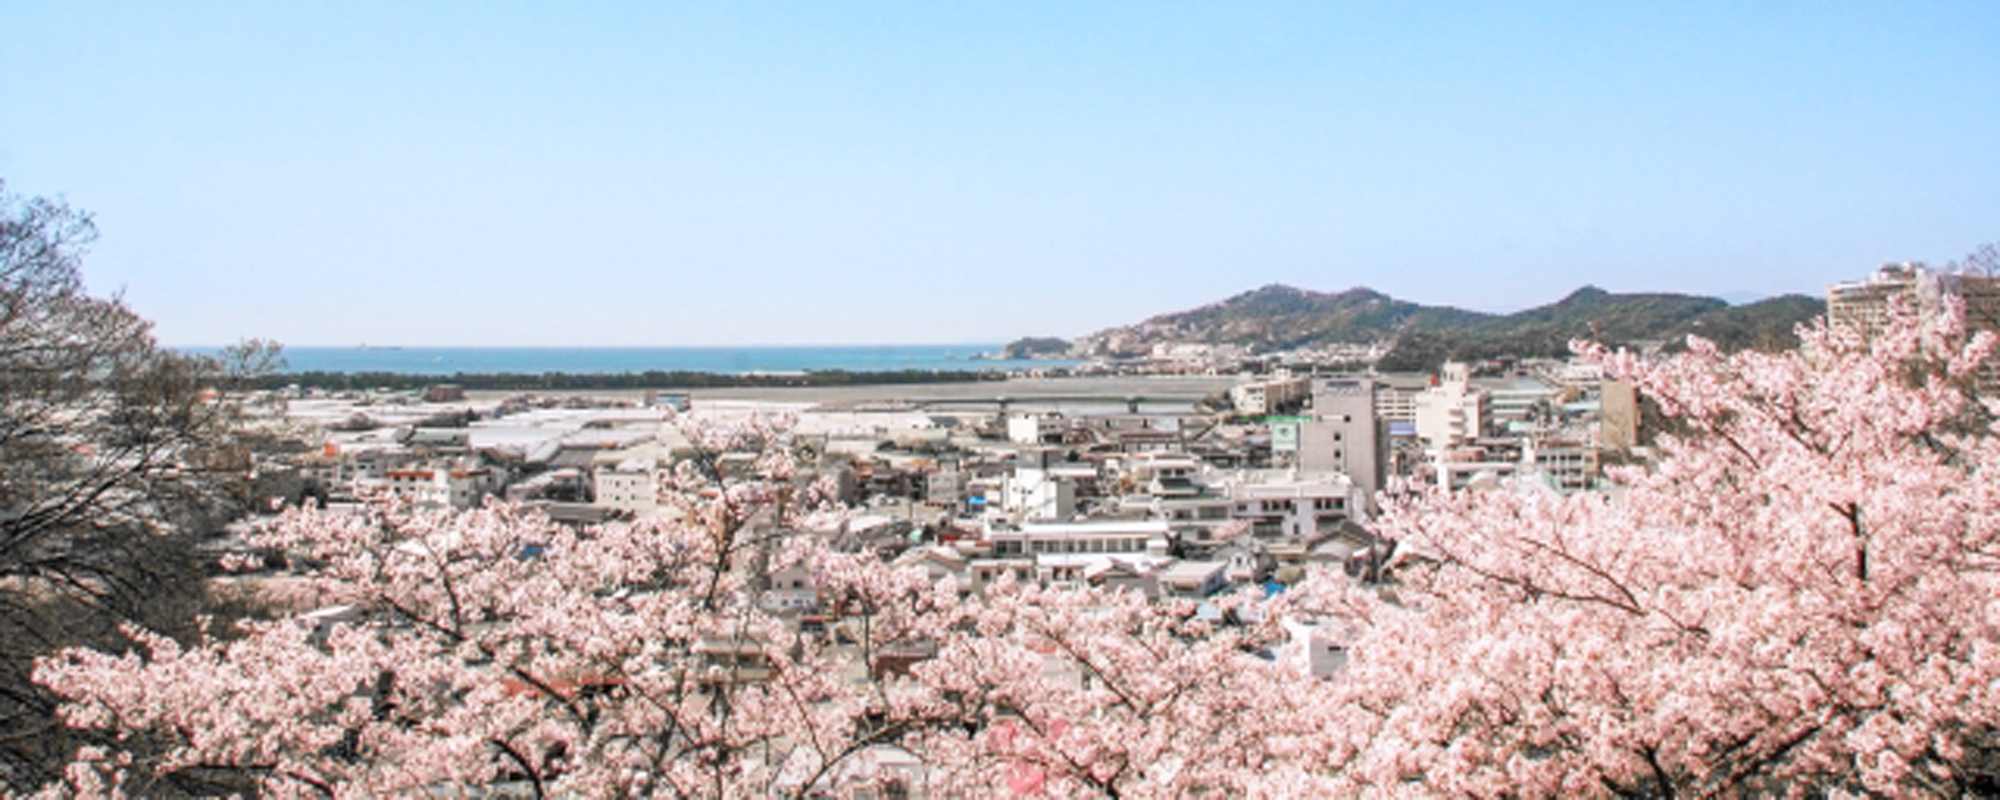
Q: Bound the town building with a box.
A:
[385,466,498,509]
[1429,446,1522,492]
[1522,436,1599,492]
[1413,362,1487,451]
[1829,262,2000,392]
[925,461,964,507]
[1157,560,1229,598]
[1000,462,1077,522]
[1229,375,1310,416]
[986,519,1170,557]
[1369,373,1429,424]
[1277,618,1351,678]
[1485,377,1560,430]
[1599,380,1641,451]
[593,459,658,514]
[423,384,467,403]
[1224,470,1368,538]
[1298,378,1386,507]
[1006,413,1068,446]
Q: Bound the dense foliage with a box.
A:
[0,183,271,790]
[1375,291,1825,370]
[1302,306,2000,795]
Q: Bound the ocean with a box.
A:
[183,345,1078,376]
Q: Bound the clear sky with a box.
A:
[3,2,1996,346]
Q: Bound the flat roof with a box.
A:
[1010,519,1171,538]
[1159,560,1225,582]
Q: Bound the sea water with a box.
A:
[181,345,1078,375]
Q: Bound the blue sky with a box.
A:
[3,2,1996,346]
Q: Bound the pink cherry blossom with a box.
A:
[35,304,2000,797]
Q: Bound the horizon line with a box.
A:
[169,340,1033,351]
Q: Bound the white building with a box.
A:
[1088,557,1164,598]
[1150,342,1246,364]
[1370,376,1427,424]
[1158,560,1229,598]
[345,445,417,484]
[1224,470,1368,539]
[1829,262,1964,333]
[1124,452,1202,496]
[1430,447,1520,492]
[1557,359,1606,387]
[1006,413,1067,446]
[1229,375,1310,415]
[1523,436,1599,493]
[1486,378,1558,428]
[1413,362,1487,451]
[986,519,1170,558]
[894,546,971,585]
[385,466,497,509]
[1829,262,2000,393]
[966,558,1037,593]
[1278,618,1351,678]
[594,459,658,514]
[1000,465,1076,522]
[1034,552,1168,590]
[759,562,819,613]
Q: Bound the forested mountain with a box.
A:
[1070,283,1823,367]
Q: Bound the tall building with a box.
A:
[1828,262,2000,392]
[1599,380,1641,451]
[1413,362,1487,451]
[1299,378,1386,512]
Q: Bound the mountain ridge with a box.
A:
[1067,283,1824,368]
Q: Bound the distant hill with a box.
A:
[999,336,1072,359]
[1072,285,1489,356]
[1070,283,1824,369]
[1666,295,1827,349]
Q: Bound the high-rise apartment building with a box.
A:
[1828,262,2000,392]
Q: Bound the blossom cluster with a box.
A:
[34,308,2000,797]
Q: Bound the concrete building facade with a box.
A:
[1599,380,1641,451]
[1413,362,1486,451]
[1829,263,2000,393]
[1299,378,1386,510]
[594,460,658,514]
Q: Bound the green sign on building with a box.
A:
[1272,420,1301,453]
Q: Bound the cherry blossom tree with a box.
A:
[1294,303,2000,796]
[34,414,978,797]
[35,303,2000,797]
[903,579,1300,798]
